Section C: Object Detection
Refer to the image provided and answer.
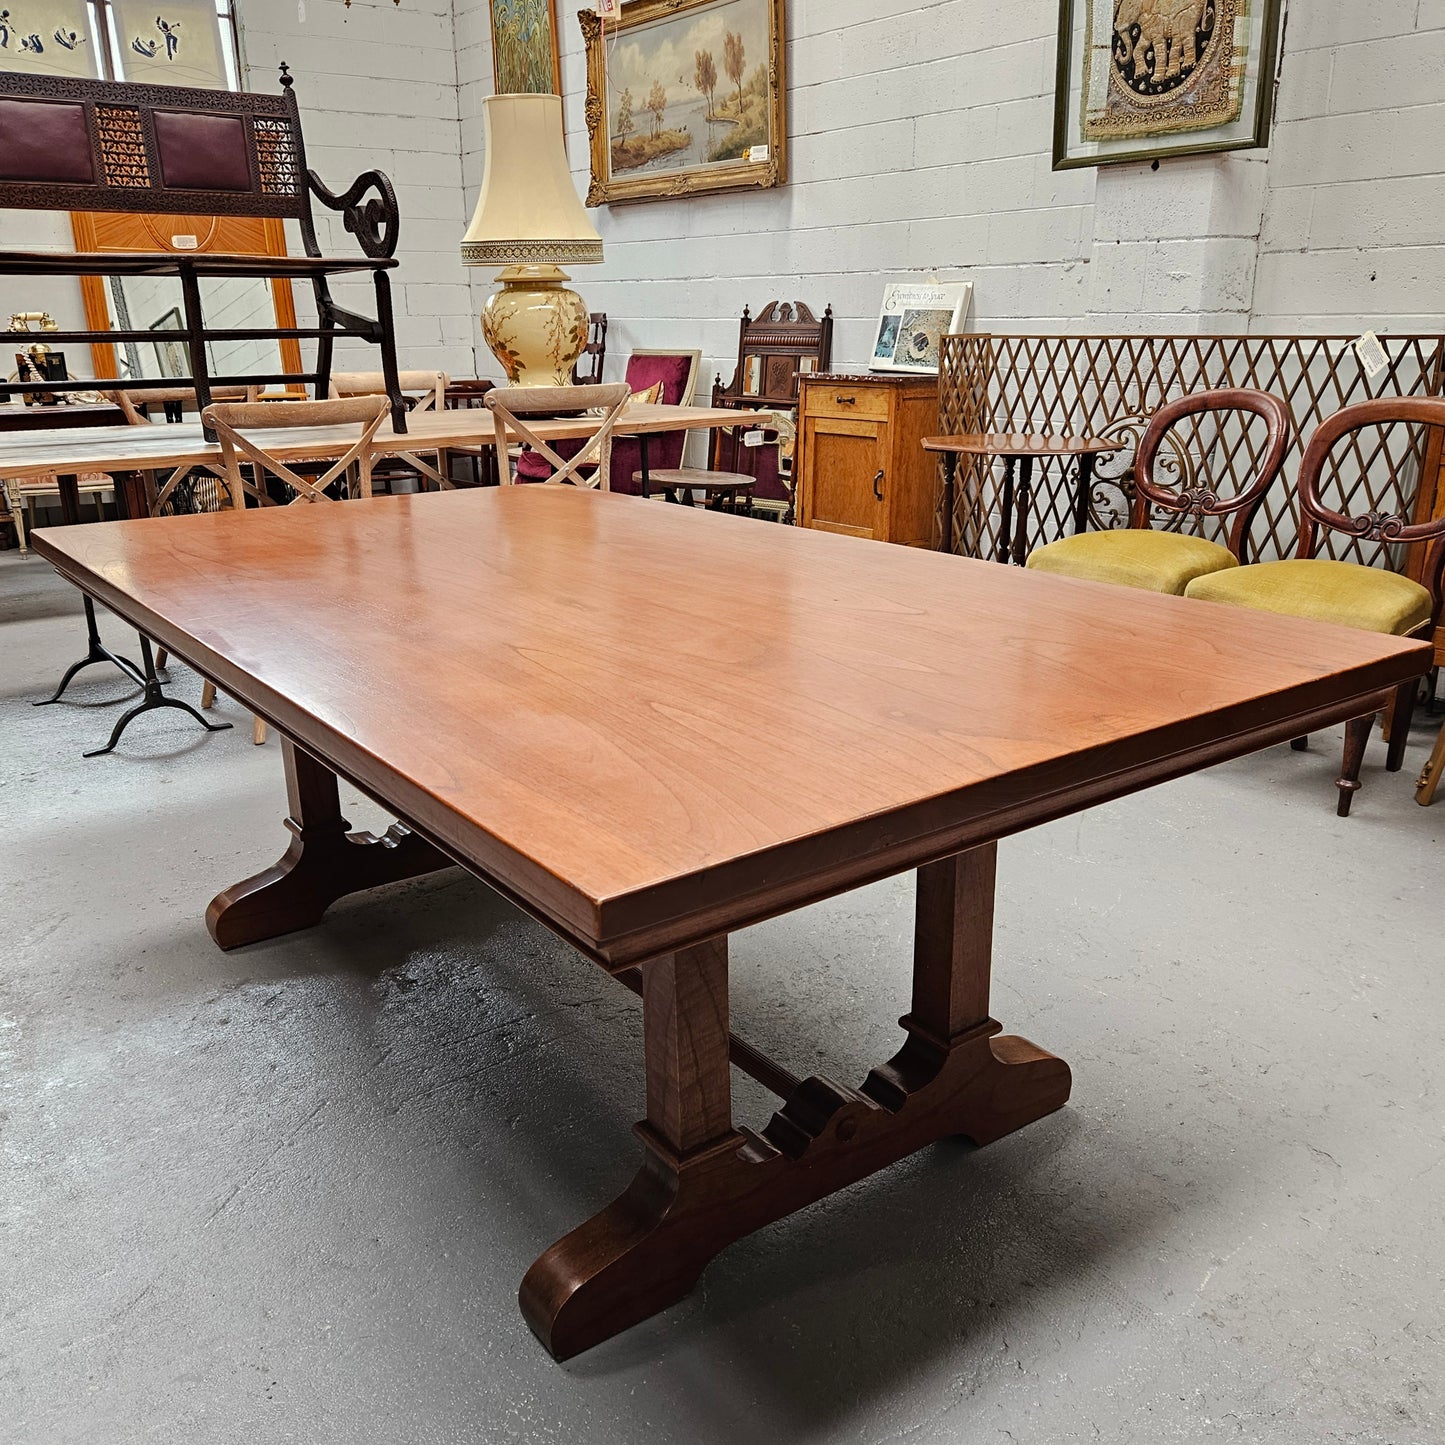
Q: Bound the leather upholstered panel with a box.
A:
[0,98,94,184]
[153,109,251,191]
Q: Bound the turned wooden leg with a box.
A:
[1384,679,1416,772]
[206,738,452,948]
[1336,714,1374,817]
[519,842,1071,1361]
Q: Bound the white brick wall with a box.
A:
[3,0,1441,394]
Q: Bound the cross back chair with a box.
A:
[1026,388,1293,593]
[486,384,632,488]
[1183,396,1445,815]
[190,395,388,744]
[201,395,388,507]
[330,370,452,492]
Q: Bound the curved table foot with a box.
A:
[207,738,451,948]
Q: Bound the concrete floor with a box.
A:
[2,547,1443,1445]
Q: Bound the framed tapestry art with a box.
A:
[870,281,972,376]
[490,0,563,97]
[580,0,786,205]
[1053,0,1284,170]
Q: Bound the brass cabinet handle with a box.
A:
[873,468,885,501]
[834,394,856,405]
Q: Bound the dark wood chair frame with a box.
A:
[1284,397,1445,813]
[0,64,405,439]
[572,312,608,386]
[707,300,834,521]
[1131,387,1294,554]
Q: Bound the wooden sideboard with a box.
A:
[795,373,939,546]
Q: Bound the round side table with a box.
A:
[923,432,1116,563]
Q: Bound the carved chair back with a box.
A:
[1132,388,1293,558]
[0,66,398,261]
[713,300,834,408]
[1295,397,1445,609]
[486,384,631,489]
[199,395,387,506]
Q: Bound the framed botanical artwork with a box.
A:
[870,281,973,376]
[1053,0,1284,170]
[490,0,563,96]
[580,0,786,206]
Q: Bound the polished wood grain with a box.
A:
[34,485,1428,967]
[0,405,766,485]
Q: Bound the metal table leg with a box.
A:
[81,635,233,758]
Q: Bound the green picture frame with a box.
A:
[1052,0,1284,171]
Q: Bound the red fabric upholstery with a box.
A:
[513,351,697,488]
[154,110,252,191]
[0,98,94,184]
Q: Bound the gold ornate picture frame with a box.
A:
[581,0,786,206]
[1053,0,1284,170]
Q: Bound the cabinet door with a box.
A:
[800,416,888,539]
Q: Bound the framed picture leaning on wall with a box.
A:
[490,0,563,96]
[870,281,973,376]
[580,0,786,205]
[1053,0,1284,170]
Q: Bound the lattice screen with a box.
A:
[936,334,1445,571]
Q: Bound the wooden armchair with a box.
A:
[1183,397,1445,814]
[1026,389,1293,593]
[707,301,835,520]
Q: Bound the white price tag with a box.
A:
[171,234,199,249]
[596,0,619,16]
[747,144,769,163]
[742,429,765,447]
[1354,330,1389,379]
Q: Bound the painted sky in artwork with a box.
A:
[607,0,768,108]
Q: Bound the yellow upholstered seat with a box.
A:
[1026,529,1238,595]
[1183,558,1433,636]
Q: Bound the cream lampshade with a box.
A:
[461,94,604,387]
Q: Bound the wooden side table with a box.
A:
[923,432,1115,563]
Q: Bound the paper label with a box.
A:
[596,0,619,16]
[171,234,199,250]
[1354,330,1389,379]
[747,144,769,163]
[742,430,765,447]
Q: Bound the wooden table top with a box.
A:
[33,487,1428,967]
[923,432,1115,456]
[0,405,765,480]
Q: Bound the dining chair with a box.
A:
[329,370,451,492]
[486,384,632,488]
[1183,397,1445,815]
[1024,388,1293,593]
[193,395,390,744]
[572,312,608,385]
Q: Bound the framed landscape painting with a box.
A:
[490,0,563,96]
[1053,0,1284,170]
[581,0,786,205]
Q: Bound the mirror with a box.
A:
[100,274,283,382]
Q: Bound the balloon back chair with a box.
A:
[1026,388,1293,593]
[1184,397,1445,815]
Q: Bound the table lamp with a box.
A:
[461,94,604,387]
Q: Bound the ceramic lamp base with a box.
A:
[481,265,589,387]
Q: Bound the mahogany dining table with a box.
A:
[31,487,1430,1360]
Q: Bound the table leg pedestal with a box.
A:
[520,842,1071,1361]
[207,739,451,949]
